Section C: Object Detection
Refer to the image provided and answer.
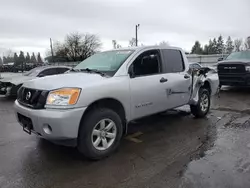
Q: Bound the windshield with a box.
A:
[23,67,43,76]
[74,50,134,76]
[226,51,250,60]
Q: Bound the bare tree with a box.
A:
[112,40,117,49]
[112,40,122,49]
[129,38,136,47]
[244,36,250,50]
[234,39,243,52]
[53,32,101,62]
[158,41,169,46]
[5,49,14,58]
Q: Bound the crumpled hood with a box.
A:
[0,75,35,85]
[23,72,109,90]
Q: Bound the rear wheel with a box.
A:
[190,87,210,118]
[77,108,123,160]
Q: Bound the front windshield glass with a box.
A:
[23,67,43,76]
[74,50,134,76]
[226,51,250,60]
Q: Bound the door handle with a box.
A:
[160,77,168,83]
[184,74,190,79]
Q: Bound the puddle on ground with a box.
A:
[179,113,250,188]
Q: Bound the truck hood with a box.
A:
[0,75,36,85]
[218,59,250,65]
[23,72,109,90]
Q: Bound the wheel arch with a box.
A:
[79,98,127,136]
[203,80,211,95]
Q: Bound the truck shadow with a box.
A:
[19,109,215,188]
[34,109,209,162]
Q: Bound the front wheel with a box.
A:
[190,87,210,118]
[77,108,123,160]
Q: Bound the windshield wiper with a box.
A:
[72,68,106,77]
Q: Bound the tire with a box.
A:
[190,87,210,118]
[77,108,123,160]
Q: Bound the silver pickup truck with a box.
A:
[14,46,219,160]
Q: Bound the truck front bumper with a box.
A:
[14,100,87,145]
[219,73,250,86]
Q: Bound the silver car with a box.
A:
[0,66,70,97]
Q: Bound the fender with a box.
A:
[188,68,215,105]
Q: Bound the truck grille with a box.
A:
[218,64,245,74]
[17,87,49,109]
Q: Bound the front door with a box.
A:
[129,50,169,120]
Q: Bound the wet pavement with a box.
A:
[1,87,250,188]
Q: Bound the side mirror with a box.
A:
[218,57,224,62]
[128,65,135,78]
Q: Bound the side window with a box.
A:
[130,50,161,77]
[57,68,69,74]
[39,68,58,77]
[162,49,185,73]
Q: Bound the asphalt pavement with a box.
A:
[1,87,250,188]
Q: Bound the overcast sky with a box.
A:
[0,0,250,57]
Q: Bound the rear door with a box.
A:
[161,49,191,108]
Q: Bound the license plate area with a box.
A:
[17,113,33,134]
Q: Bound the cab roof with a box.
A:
[109,45,183,52]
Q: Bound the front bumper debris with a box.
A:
[0,82,15,96]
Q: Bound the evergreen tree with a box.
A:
[191,41,203,54]
[30,52,37,64]
[37,52,43,63]
[217,35,224,54]
[18,51,26,71]
[5,56,14,63]
[3,56,7,64]
[18,51,25,62]
[26,52,30,63]
[14,53,18,64]
[18,51,25,71]
[225,36,234,54]
[212,38,217,54]
[0,57,2,65]
[203,44,209,55]
[207,39,213,54]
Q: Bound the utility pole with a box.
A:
[135,24,140,46]
[50,38,54,63]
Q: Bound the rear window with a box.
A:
[162,49,185,73]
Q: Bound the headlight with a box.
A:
[246,66,250,72]
[46,88,81,106]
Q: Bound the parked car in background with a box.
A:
[189,62,217,74]
[189,62,202,71]
[0,65,70,97]
[14,46,219,160]
[218,51,250,86]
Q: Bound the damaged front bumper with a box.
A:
[0,81,15,96]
